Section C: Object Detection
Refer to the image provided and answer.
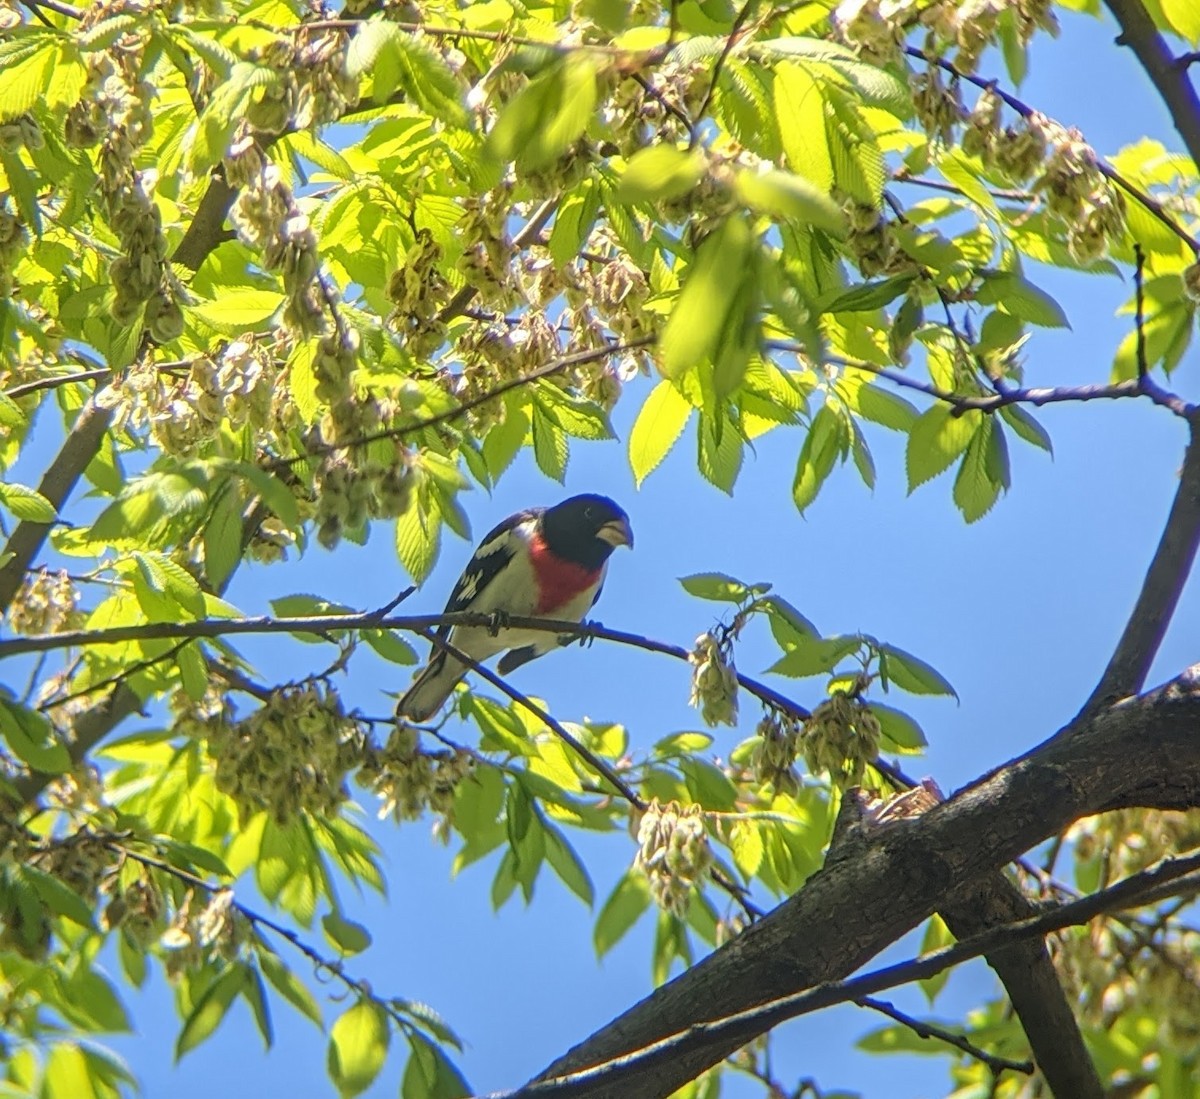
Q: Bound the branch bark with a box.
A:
[1103,0,1200,171]
[1083,416,1200,715]
[521,665,1200,1098]
[0,394,114,615]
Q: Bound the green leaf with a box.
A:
[870,701,929,754]
[697,412,743,494]
[396,495,441,584]
[906,406,979,492]
[0,481,57,523]
[363,629,418,665]
[792,404,845,513]
[819,274,917,314]
[189,290,286,334]
[1162,0,1200,44]
[245,965,274,1049]
[532,407,568,483]
[488,54,597,169]
[329,1000,390,1099]
[852,383,919,432]
[204,483,243,590]
[259,951,323,1028]
[878,644,957,698]
[401,1032,471,1099]
[543,823,595,906]
[617,145,705,203]
[767,634,861,678]
[660,215,756,379]
[629,380,693,486]
[176,965,246,1059]
[733,167,845,236]
[594,870,652,957]
[322,912,372,956]
[774,62,834,193]
[976,271,1070,328]
[999,403,1053,455]
[679,572,767,602]
[952,421,1005,523]
[19,866,94,928]
[61,967,132,1032]
[0,697,70,773]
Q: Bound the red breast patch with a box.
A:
[528,531,601,614]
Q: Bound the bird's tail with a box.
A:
[396,656,466,721]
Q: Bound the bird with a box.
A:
[396,493,633,721]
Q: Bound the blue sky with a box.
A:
[94,8,1200,1098]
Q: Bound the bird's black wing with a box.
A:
[425,508,540,670]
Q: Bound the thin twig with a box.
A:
[413,626,645,808]
[855,995,1033,1076]
[3,369,110,400]
[1134,242,1149,379]
[273,337,653,467]
[18,0,82,18]
[689,0,757,149]
[904,45,1200,253]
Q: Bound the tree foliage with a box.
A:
[0,0,1199,1094]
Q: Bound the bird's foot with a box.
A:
[577,619,599,648]
[487,610,512,636]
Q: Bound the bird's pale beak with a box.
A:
[597,517,633,549]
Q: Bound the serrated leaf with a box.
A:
[976,271,1069,328]
[869,701,929,753]
[774,61,834,193]
[953,421,1004,523]
[396,496,441,584]
[999,403,1053,455]
[329,1001,390,1099]
[792,404,844,513]
[906,405,979,492]
[0,482,57,523]
[660,214,756,379]
[697,411,742,494]
[363,629,418,665]
[629,380,692,486]
[853,383,919,431]
[488,54,597,169]
[532,407,568,483]
[878,644,957,698]
[189,290,286,334]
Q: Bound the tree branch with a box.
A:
[515,664,1200,1097]
[276,337,654,466]
[515,852,1200,1098]
[855,995,1034,1077]
[767,343,1196,420]
[1082,416,1200,714]
[0,394,115,616]
[1103,0,1200,170]
[903,45,1200,252]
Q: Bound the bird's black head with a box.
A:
[540,494,633,570]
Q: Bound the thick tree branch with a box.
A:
[517,665,1200,1098]
[1103,0,1200,170]
[0,395,114,616]
[515,851,1200,1098]
[940,879,1103,1097]
[1083,417,1200,714]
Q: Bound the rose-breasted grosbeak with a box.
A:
[396,494,633,721]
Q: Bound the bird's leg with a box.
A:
[576,619,598,648]
[487,610,511,636]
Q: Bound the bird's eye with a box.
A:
[584,506,596,518]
